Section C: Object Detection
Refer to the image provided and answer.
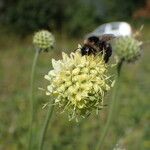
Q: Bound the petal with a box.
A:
[44,75,51,81]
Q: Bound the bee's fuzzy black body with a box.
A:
[81,34,115,63]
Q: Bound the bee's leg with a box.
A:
[104,43,112,63]
[73,48,79,52]
[90,48,96,55]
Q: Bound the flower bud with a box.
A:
[33,30,55,52]
[114,37,142,62]
[72,68,80,75]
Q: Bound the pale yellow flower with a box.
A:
[45,48,114,121]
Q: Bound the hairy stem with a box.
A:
[95,59,124,150]
[28,50,39,150]
[39,102,55,150]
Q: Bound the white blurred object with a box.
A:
[86,22,132,38]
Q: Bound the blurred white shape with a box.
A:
[113,143,126,150]
[86,22,132,38]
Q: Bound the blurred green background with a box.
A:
[0,0,150,150]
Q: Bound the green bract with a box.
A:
[33,30,55,51]
[114,37,142,62]
[44,48,114,121]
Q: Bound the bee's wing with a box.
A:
[99,34,116,42]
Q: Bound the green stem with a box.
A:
[39,101,55,150]
[117,58,124,76]
[28,50,40,150]
[95,59,124,150]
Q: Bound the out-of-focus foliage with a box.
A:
[110,0,146,18]
[0,0,147,36]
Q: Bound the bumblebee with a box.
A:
[81,34,115,63]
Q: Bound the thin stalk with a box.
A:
[113,58,124,116]
[117,58,124,76]
[39,102,55,150]
[28,49,40,150]
[95,59,124,150]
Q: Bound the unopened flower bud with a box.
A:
[114,37,142,62]
[33,30,55,52]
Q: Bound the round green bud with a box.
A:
[33,30,55,51]
[114,37,142,62]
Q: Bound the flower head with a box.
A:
[114,37,142,62]
[45,49,114,121]
[33,30,55,51]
